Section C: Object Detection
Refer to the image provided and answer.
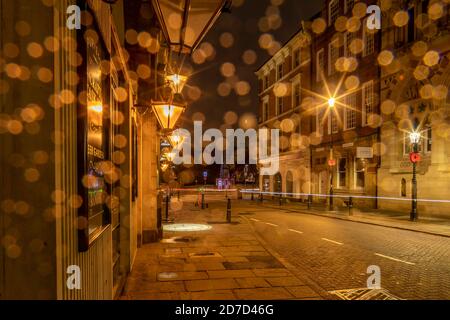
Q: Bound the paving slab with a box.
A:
[120,197,324,300]
[233,287,294,300]
[235,277,271,289]
[185,279,240,292]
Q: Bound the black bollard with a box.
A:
[227,198,232,223]
[165,194,170,221]
[251,192,254,201]
[307,194,313,210]
[348,196,353,216]
[279,194,282,206]
[259,192,263,203]
[201,192,205,210]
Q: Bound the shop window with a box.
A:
[338,158,347,188]
[355,159,365,189]
[401,178,407,197]
[77,5,111,252]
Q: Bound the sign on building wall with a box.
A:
[357,147,374,159]
[77,5,111,252]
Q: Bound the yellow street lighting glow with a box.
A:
[328,98,336,108]
[166,74,188,94]
[409,132,421,144]
[89,103,103,113]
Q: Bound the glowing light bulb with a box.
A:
[328,98,335,108]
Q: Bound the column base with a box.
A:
[142,229,162,244]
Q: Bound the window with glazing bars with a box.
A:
[344,31,355,57]
[363,21,375,56]
[329,0,340,26]
[329,40,339,75]
[277,97,283,115]
[345,93,357,130]
[293,83,301,107]
[362,81,374,126]
[317,49,325,81]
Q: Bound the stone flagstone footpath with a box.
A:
[120,196,326,300]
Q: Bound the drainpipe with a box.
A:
[374,24,383,210]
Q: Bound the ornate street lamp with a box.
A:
[409,131,421,221]
[327,97,336,211]
[151,0,231,54]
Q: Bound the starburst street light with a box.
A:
[328,97,336,108]
[299,70,362,211]
[166,74,188,94]
[168,132,186,148]
[410,131,421,145]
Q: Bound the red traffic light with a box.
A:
[328,159,336,167]
[410,152,421,164]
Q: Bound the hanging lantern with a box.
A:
[152,93,186,131]
[166,73,188,94]
[151,0,231,54]
[168,132,186,147]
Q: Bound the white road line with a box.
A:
[321,238,344,246]
[265,222,279,227]
[288,229,304,234]
[374,253,416,266]
[250,218,260,222]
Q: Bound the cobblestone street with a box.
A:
[241,199,450,300]
[122,194,450,300]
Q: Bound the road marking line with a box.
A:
[321,238,344,246]
[265,222,278,227]
[250,218,260,222]
[288,229,303,234]
[374,253,416,266]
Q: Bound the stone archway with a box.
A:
[273,172,282,193]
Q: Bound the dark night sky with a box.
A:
[180,0,324,131]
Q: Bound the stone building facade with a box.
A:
[0,0,162,300]
[377,0,450,217]
[309,0,382,209]
[256,28,313,199]
[256,0,450,217]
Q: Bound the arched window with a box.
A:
[274,173,282,193]
[286,171,294,195]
